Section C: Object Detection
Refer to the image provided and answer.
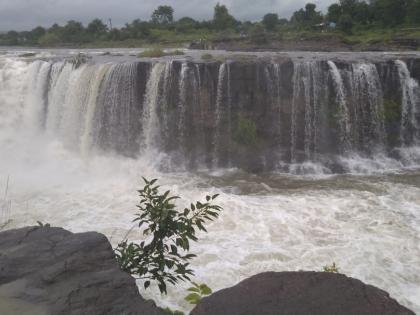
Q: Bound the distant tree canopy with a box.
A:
[87,19,108,37]
[213,3,237,30]
[262,13,279,31]
[325,0,420,27]
[291,3,323,28]
[2,0,420,47]
[151,5,174,24]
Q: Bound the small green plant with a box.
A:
[233,114,257,146]
[185,282,213,305]
[163,308,185,315]
[115,178,222,294]
[383,99,401,123]
[323,262,339,273]
[201,53,214,61]
[138,48,185,58]
[36,221,51,227]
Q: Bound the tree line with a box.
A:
[1,0,420,46]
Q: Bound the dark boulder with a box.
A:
[191,271,414,315]
[0,226,166,315]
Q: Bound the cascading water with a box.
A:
[142,62,167,155]
[396,60,420,146]
[1,50,420,313]
[290,61,326,163]
[213,62,227,168]
[350,63,386,153]
[328,60,351,153]
[3,54,419,173]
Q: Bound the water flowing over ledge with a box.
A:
[2,51,420,175]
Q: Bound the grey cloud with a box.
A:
[0,0,336,31]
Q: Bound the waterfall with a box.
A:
[22,61,51,134]
[291,61,324,162]
[142,62,167,155]
[177,62,189,157]
[328,61,351,153]
[1,55,420,174]
[350,63,385,153]
[396,60,420,146]
[264,63,282,138]
[80,64,111,155]
[213,63,227,168]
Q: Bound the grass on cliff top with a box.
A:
[138,48,185,58]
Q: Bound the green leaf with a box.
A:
[199,284,212,295]
[170,245,178,254]
[185,293,201,304]
[187,286,201,293]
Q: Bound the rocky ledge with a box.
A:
[0,226,165,315]
[0,227,415,315]
[191,272,414,315]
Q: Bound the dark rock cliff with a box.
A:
[0,226,165,315]
[191,271,415,315]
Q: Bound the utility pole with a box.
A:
[108,18,113,30]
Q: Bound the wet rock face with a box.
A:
[0,226,165,315]
[191,271,415,315]
[19,56,420,173]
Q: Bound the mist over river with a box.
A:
[1,48,420,313]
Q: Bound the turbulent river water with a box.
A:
[1,48,420,313]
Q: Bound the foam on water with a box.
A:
[1,54,420,313]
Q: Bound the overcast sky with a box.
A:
[0,0,336,31]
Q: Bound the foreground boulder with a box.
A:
[0,226,165,315]
[191,271,414,315]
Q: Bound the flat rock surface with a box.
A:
[0,226,166,315]
[191,271,415,315]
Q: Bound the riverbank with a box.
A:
[2,28,420,52]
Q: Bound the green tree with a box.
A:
[115,178,222,294]
[87,19,108,37]
[338,13,354,34]
[30,26,46,40]
[62,20,87,43]
[327,3,342,23]
[151,5,174,25]
[406,0,420,24]
[176,17,197,32]
[123,19,150,39]
[353,1,372,24]
[5,31,19,45]
[262,13,279,31]
[38,32,61,46]
[340,0,358,15]
[291,3,323,28]
[371,0,409,26]
[107,28,124,41]
[213,3,236,30]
